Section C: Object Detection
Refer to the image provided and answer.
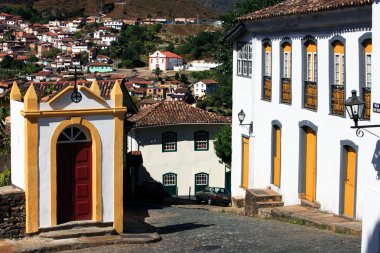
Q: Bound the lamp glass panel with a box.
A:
[346,105,354,119]
[352,104,359,117]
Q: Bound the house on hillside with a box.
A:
[149,51,183,71]
[193,79,218,98]
[0,13,12,22]
[227,0,380,251]
[104,20,123,30]
[127,101,231,198]
[88,62,113,73]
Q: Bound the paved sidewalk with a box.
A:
[0,211,161,253]
[270,205,362,237]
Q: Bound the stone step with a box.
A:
[248,188,282,202]
[255,201,284,209]
[232,196,245,208]
[300,199,321,209]
[38,221,113,233]
[257,207,273,219]
[39,226,116,240]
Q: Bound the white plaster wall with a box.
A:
[149,58,167,71]
[129,124,227,196]
[232,29,378,219]
[38,114,115,228]
[361,1,380,251]
[39,89,114,111]
[10,101,25,190]
[231,33,255,198]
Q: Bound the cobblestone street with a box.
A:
[63,203,361,253]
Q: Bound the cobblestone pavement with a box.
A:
[63,204,361,253]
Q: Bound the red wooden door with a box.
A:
[57,142,92,223]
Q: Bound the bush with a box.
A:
[0,168,11,187]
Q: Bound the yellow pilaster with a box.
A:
[90,80,101,96]
[111,81,124,234]
[10,81,21,101]
[24,84,39,234]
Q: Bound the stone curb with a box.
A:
[180,204,361,237]
[0,233,162,253]
[270,209,361,237]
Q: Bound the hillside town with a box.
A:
[0,0,379,253]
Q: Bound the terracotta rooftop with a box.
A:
[129,101,231,128]
[200,79,218,85]
[239,0,373,21]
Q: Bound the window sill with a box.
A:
[236,74,252,79]
[328,113,346,118]
[280,101,292,106]
[302,106,317,112]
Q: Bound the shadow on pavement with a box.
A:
[123,198,208,234]
[156,222,214,235]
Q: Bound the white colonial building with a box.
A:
[228,0,380,251]
[149,51,183,71]
[127,101,231,197]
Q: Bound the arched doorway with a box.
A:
[57,126,92,224]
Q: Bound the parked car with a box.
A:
[195,187,231,206]
[138,180,165,202]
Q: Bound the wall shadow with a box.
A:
[371,140,380,180]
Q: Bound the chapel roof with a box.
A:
[4,79,139,113]
[128,101,231,128]
[239,0,373,21]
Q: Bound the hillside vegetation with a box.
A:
[0,0,219,19]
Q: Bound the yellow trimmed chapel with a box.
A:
[9,80,126,234]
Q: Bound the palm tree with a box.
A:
[152,67,163,82]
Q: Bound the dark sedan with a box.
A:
[195,187,231,206]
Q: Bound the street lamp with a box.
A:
[345,90,380,137]
[344,90,365,127]
[238,109,253,134]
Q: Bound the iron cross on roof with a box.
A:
[71,65,82,103]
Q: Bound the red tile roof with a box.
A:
[44,32,58,37]
[200,79,218,85]
[129,101,231,128]
[161,51,183,59]
[32,71,53,77]
[239,0,372,21]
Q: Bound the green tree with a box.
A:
[28,55,39,63]
[46,47,62,59]
[152,67,163,81]
[214,125,232,166]
[217,0,284,74]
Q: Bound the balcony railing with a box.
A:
[331,85,345,116]
[281,78,291,104]
[263,76,272,101]
[363,87,371,120]
[304,81,317,110]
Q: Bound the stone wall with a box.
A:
[0,186,25,238]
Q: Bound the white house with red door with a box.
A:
[9,80,126,235]
[149,51,183,71]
